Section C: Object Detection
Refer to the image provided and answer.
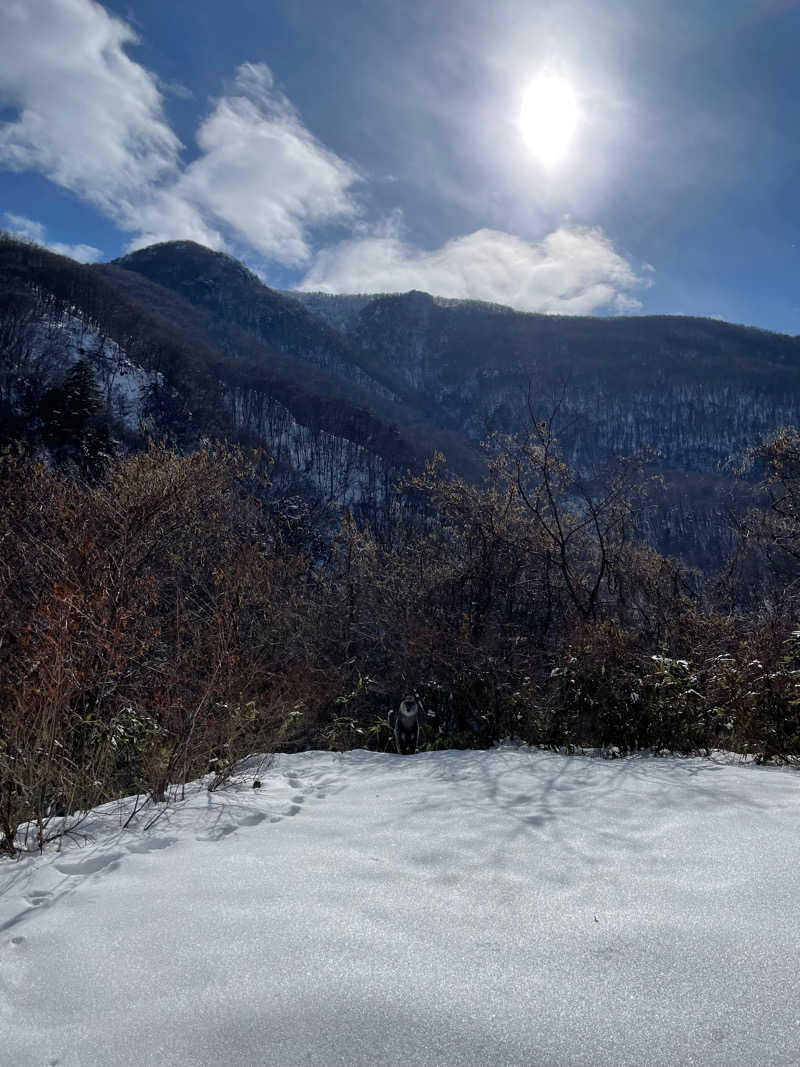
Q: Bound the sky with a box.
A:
[1,0,800,332]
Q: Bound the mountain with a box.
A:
[0,234,453,516]
[292,288,800,469]
[111,242,437,421]
[288,288,800,566]
[3,232,800,565]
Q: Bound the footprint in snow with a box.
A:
[203,824,238,842]
[284,768,342,801]
[54,851,124,877]
[127,836,178,855]
[307,772,345,798]
[197,809,270,842]
[239,811,268,827]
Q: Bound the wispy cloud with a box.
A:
[3,213,102,263]
[300,224,647,314]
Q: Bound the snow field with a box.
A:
[0,746,798,1066]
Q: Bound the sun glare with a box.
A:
[518,73,579,168]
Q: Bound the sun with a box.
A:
[518,73,580,168]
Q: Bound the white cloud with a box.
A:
[0,0,360,266]
[122,189,224,254]
[300,225,647,314]
[4,213,102,263]
[159,78,193,101]
[0,0,180,229]
[125,62,360,263]
[171,63,360,266]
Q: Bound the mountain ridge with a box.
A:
[4,232,800,563]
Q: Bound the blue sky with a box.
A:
[1,0,799,332]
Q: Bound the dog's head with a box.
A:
[398,696,420,721]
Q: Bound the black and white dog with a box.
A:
[389,696,422,755]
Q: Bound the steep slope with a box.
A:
[294,288,800,474]
[0,235,430,505]
[6,233,800,565]
[110,244,800,485]
[112,242,434,418]
[290,287,800,567]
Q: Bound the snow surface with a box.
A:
[29,312,162,428]
[1,747,798,1067]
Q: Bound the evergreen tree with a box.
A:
[39,359,113,473]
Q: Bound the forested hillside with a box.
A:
[290,287,800,566]
[296,289,800,469]
[0,235,448,520]
[3,232,800,855]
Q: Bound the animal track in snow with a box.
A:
[54,851,124,877]
[127,836,178,855]
[196,807,271,842]
[283,766,344,803]
[239,812,267,827]
[304,772,345,798]
[203,824,238,842]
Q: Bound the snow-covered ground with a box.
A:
[1,747,798,1067]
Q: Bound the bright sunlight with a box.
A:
[518,73,580,168]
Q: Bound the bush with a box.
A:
[0,442,316,851]
[5,419,800,854]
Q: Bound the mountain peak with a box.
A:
[114,241,263,288]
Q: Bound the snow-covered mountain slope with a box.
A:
[7,234,800,563]
[37,310,161,428]
[1,747,798,1067]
